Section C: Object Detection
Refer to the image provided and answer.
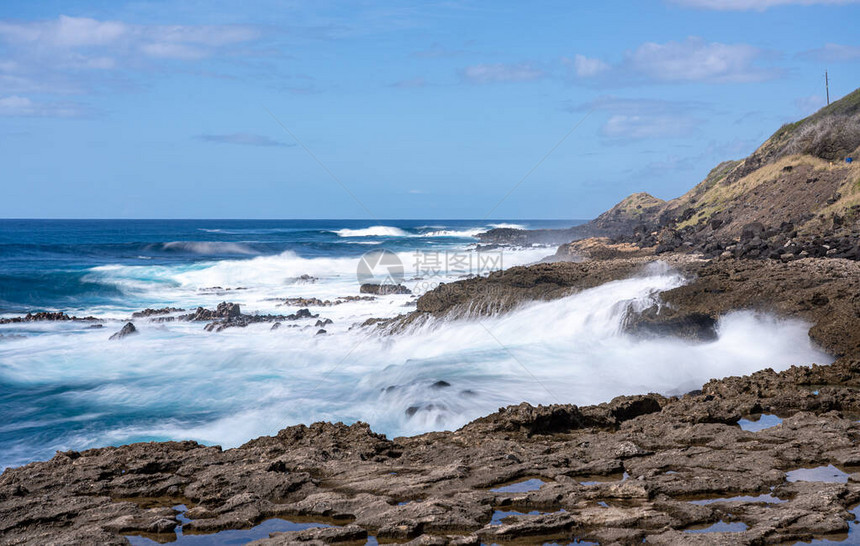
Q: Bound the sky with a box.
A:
[0,0,858,219]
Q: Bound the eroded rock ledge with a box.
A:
[3,358,860,545]
[379,255,860,357]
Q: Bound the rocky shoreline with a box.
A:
[2,251,860,545]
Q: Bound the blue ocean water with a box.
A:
[0,219,572,314]
[0,219,832,470]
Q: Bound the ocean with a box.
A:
[0,219,831,469]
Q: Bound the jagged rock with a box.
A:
[624,306,718,342]
[360,283,412,295]
[0,311,100,325]
[295,308,314,319]
[216,302,241,318]
[131,307,184,319]
[109,322,138,340]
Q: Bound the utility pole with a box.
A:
[825,71,830,106]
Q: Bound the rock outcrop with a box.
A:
[359,283,412,295]
[109,322,138,340]
[5,355,860,544]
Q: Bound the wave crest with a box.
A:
[152,241,258,255]
[334,226,409,237]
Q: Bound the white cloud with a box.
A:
[0,95,86,117]
[569,96,703,140]
[627,37,778,83]
[0,15,259,86]
[565,54,610,77]
[0,15,257,54]
[603,114,699,138]
[461,62,545,84]
[0,15,127,47]
[0,15,261,116]
[562,38,779,85]
[798,43,860,62]
[670,0,859,10]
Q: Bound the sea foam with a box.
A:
[334,226,409,237]
[0,265,831,468]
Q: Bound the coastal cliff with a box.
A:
[482,87,860,257]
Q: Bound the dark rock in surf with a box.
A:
[183,302,241,322]
[109,322,138,340]
[431,380,451,389]
[132,307,184,319]
[315,329,327,335]
[360,283,412,295]
[0,311,101,325]
[216,302,241,318]
[315,318,333,327]
[624,306,718,342]
[295,308,314,319]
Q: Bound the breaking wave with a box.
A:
[0,264,832,468]
[150,241,258,255]
[333,226,409,237]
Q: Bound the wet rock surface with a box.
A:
[394,255,699,324]
[359,283,412,295]
[172,302,325,333]
[274,296,376,308]
[109,322,138,340]
[131,307,185,319]
[0,311,101,324]
[390,255,860,357]
[5,357,860,544]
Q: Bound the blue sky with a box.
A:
[0,0,858,219]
